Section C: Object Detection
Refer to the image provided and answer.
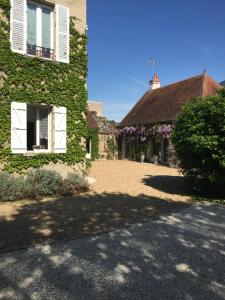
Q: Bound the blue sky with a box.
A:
[87,0,225,122]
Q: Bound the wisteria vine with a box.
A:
[116,124,174,141]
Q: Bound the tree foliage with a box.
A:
[172,90,225,196]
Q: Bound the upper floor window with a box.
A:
[27,1,53,59]
[10,0,70,63]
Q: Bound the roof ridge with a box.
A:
[119,73,220,127]
[151,73,204,92]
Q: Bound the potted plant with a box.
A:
[32,145,40,153]
[140,151,145,163]
[153,155,158,164]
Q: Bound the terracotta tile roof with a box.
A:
[86,110,98,129]
[120,73,221,127]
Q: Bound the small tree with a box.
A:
[172,90,225,196]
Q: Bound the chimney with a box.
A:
[149,73,160,90]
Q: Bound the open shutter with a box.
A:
[11,102,27,153]
[10,0,26,54]
[54,106,67,153]
[55,4,70,64]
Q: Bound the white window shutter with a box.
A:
[55,4,70,64]
[11,102,27,153]
[54,106,67,153]
[10,0,26,54]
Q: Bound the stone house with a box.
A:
[88,101,117,160]
[0,0,88,173]
[97,116,117,160]
[118,72,222,165]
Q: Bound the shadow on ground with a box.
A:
[0,201,225,299]
[143,175,192,196]
[0,193,189,252]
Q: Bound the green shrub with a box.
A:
[172,92,225,197]
[24,169,63,199]
[0,172,25,201]
[60,172,89,195]
[0,169,89,201]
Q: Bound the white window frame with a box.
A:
[11,102,68,155]
[27,0,54,59]
[10,0,70,63]
[27,104,52,153]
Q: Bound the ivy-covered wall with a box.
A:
[0,0,88,173]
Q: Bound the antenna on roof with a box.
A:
[148,58,156,74]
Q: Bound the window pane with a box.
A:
[39,107,49,149]
[42,7,51,49]
[27,3,37,46]
[27,106,37,151]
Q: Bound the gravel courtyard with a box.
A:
[1,161,224,299]
[0,161,190,252]
[90,160,191,202]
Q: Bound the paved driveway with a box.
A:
[0,202,225,299]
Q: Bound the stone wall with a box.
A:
[45,0,86,32]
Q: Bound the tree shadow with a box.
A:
[0,193,189,252]
[143,175,192,196]
[0,197,224,299]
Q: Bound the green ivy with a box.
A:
[0,1,89,173]
[88,128,99,161]
[106,137,118,160]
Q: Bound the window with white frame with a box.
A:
[27,1,53,59]
[10,0,70,63]
[27,105,50,151]
[11,102,67,154]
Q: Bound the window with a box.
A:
[86,137,91,159]
[27,105,51,151]
[11,102,67,154]
[152,136,161,157]
[27,1,53,59]
[10,0,70,63]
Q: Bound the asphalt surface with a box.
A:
[0,202,225,300]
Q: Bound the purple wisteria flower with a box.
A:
[157,124,173,138]
[117,124,174,139]
[123,126,136,136]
